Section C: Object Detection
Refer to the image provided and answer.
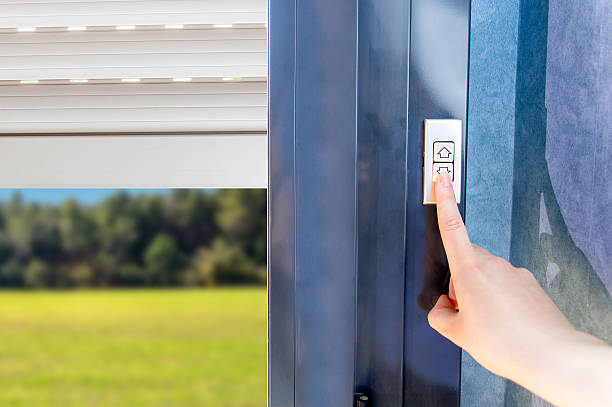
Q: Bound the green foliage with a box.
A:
[115,263,146,286]
[184,240,266,286]
[217,189,267,264]
[0,259,23,286]
[23,258,49,288]
[68,263,94,287]
[59,200,96,255]
[0,189,266,288]
[144,233,180,285]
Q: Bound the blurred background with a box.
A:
[0,0,269,405]
[0,188,267,407]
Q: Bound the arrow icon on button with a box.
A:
[436,166,452,174]
[437,146,452,159]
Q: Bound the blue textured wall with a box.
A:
[464,0,612,405]
[463,0,519,405]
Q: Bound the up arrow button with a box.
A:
[433,141,455,163]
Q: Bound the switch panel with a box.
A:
[423,119,462,205]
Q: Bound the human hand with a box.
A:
[427,172,577,380]
[428,173,612,406]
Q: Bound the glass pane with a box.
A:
[0,189,266,407]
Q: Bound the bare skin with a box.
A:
[428,172,612,407]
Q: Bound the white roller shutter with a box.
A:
[0,81,267,133]
[0,27,267,133]
[0,28,267,81]
[0,0,266,28]
[0,134,267,188]
[0,0,268,187]
[0,0,267,134]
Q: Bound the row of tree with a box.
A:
[0,189,266,288]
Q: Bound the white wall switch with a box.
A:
[423,119,462,205]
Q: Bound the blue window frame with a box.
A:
[269,0,470,405]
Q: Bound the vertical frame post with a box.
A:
[354,0,410,405]
[268,0,297,404]
[269,0,359,405]
[404,0,470,404]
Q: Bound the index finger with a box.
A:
[434,173,474,271]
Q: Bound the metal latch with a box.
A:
[354,393,370,407]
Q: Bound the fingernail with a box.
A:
[436,172,452,186]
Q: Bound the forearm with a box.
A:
[429,177,612,406]
[506,330,612,407]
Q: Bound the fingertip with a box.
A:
[434,172,455,201]
[436,172,452,185]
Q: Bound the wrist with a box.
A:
[507,329,611,407]
[487,323,575,388]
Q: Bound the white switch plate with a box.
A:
[423,119,462,205]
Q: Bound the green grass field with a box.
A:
[0,289,266,407]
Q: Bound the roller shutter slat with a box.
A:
[0,135,268,188]
[1,121,266,133]
[0,28,267,80]
[0,26,267,132]
[0,29,267,44]
[0,94,266,109]
[0,81,266,96]
[0,0,267,28]
[0,81,267,133]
